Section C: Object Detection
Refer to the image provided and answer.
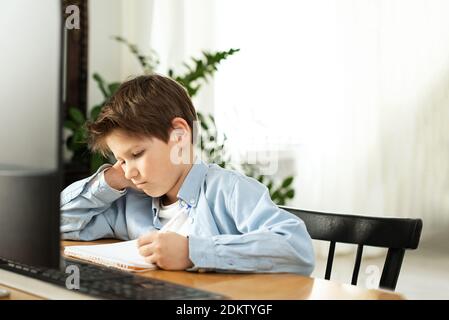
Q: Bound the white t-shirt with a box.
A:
[158,199,191,237]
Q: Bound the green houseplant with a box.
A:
[64,37,295,205]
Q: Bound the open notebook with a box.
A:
[64,240,156,272]
[63,205,191,272]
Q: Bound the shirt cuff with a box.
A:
[187,235,217,271]
[90,166,127,203]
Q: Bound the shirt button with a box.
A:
[189,199,195,205]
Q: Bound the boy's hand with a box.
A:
[137,231,193,270]
[104,161,139,191]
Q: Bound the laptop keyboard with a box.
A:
[0,257,226,300]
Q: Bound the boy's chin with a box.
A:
[142,188,166,198]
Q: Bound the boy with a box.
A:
[60,74,315,274]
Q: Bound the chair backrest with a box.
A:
[279,206,423,291]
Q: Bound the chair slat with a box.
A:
[325,241,336,280]
[380,248,405,290]
[351,244,364,285]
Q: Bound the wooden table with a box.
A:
[1,240,404,300]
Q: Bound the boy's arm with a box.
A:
[60,164,128,241]
[187,176,315,275]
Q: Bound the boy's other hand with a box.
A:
[104,161,140,191]
[137,231,193,270]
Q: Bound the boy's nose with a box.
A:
[124,166,138,180]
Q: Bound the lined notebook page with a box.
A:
[64,240,156,272]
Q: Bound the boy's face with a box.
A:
[105,126,192,202]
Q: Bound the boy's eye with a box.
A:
[132,151,144,158]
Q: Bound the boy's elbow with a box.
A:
[303,252,315,276]
[294,241,315,276]
[305,235,316,276]
[293,223,316,276]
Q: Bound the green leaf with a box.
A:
[70,131,86,151]
[90,152,106,173]
[197,112,209,130]
[108,82,121,96]
[197,112,205,121]
[271,190,280,200]
[189,86,199,97]
[175,48,240,98]
[66,135,74,150]
[113,36,149,70]
[68,108,85,125]
[277,199,286,206]
[285,189,295,199]
[73,129,85,143]
[64,120,78,131]
[281,176,294,188]
[90,105,102,120]
[113,35,124,42]
[200,121,208,130]
[93,73,109,98]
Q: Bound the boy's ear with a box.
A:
[170,117,191,143]
[173,128,184,142]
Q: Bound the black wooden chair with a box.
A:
[279,206,423,291]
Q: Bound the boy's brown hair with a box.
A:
[86,74,197,156]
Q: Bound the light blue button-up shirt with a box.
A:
[60,160,315,275]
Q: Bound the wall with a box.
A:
[87,0,123,110]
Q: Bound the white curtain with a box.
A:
[211,0,449,242]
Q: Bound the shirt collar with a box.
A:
[177,158,208,208]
